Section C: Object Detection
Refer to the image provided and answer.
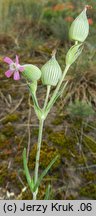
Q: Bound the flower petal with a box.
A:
[16,55,19,65]
[19,65,24,72]
[5,70,13,78]
[4,57,13,64]
[13,71,20,80]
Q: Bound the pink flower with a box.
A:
[4,55,24,80]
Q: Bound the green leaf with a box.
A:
[44,184,51,200]
[33,155,59,192]
[23,148,34,192]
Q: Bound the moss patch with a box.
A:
[79,184,96,199]
[84,136,96,152]
[1,124,15,137]
[52,116,64,125]
[48,131,77,160]
[2,113,20,124]
[28,141,60,170]
[0,164,8,186]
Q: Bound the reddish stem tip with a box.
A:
[85,5,92,10]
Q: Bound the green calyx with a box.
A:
[69,7,89,42]
[22,64,41,81]
[41,51,62,86]
[66,43,83,66]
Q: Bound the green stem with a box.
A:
[32,66,70,200]
[53,65,69,95]
[43,85,51,110]
[33,118,44,200]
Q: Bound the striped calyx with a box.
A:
[22,64,41,81]
[66,43,83,66]
[41,51,62,86]
[69,7,89,42]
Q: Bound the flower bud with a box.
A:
[69,7,89,42]
[41,51,62,86]
[66,43,83,66]
[22,64,41,81]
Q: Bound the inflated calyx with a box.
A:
[22,64,41,81]
[69,7,89,42]
[41,50,62,86]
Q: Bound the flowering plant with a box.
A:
[4,6,90,200]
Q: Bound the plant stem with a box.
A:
[33,118,44,199]
[27,94,31,162]
[33,192,37,200]
[43,85,51,110]
[53,65,69,97]
[33,65,70,200]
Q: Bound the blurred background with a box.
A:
[0,0,96,200]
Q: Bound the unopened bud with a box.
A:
[22,64,41,81]
[69,8,89,42]
[41,51,62,86]
[66,43,83,66]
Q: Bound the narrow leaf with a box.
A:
[23,148,34,192]
[44,184,51,200]
[33,155,59,192]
